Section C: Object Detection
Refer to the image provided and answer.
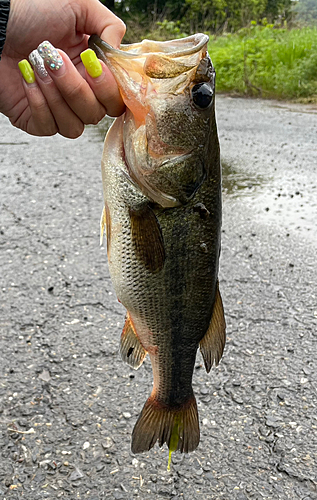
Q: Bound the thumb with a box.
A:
[77,0,126,48]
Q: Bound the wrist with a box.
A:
[0,0,10,60]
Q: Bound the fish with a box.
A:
[89,33,226,454]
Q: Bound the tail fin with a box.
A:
[131,394,199,454]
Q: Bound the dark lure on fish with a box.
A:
[89,33,226,454]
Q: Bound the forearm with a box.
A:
[0,0,10,60]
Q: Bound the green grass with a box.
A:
[208,24,317,100]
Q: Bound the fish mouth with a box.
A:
[88,34,209,101]
[89,33,209,61]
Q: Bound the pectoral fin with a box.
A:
[200,281,226,373]
[100,203,111,260]
[120,313,147,370]
[100,206,106,246]
[129,204,165,273]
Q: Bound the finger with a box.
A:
[18,59,58,136]
[77,0,126,48]
[29,50,84,139]
[80,49,125,117]
[37,41,106,126]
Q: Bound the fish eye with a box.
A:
[191,83,214,109]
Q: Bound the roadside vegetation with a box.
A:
[209,23,317,100]
[101,0,317,101]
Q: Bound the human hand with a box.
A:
[0,0,126,137]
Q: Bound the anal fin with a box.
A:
[200,281,226,373]
[120,313,147,370]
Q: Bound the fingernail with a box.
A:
[29,49,49,79]
[37,40,64,71]
[80,49,102,78]
[18,59,36,84]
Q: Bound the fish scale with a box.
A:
[91,33,226,454]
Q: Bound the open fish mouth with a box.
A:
[88,33,210,101]
[89,33,209,66]
[89,33,212,207]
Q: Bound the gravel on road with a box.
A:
[0,97,316,499]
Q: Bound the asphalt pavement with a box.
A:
[0,97,316,500]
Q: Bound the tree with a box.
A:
[265,0,293,21]
[183,0,268,33]
[102,0,115,10]
[293,0,317,24]
[99,0,297,35]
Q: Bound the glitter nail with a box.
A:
[29,50,49,79]
[37,41,64,71]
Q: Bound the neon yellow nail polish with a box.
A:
[80,49,102,78]
[18,59,36,84]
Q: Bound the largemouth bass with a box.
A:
[89,33,226,454]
